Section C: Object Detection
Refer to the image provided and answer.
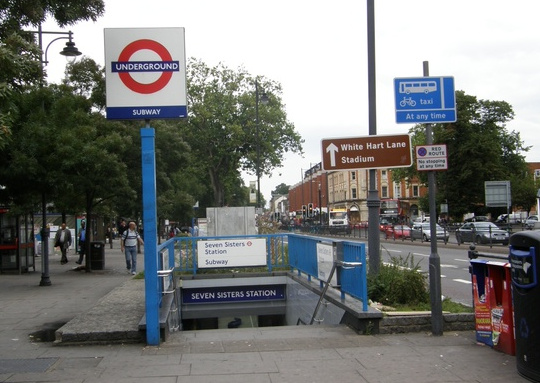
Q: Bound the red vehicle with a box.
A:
[380,199,403,223]
[384,224,411,240]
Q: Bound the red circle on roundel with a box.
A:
[117,39,173,94]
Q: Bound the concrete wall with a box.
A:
[379,313,475,334]
[206,207,256,236]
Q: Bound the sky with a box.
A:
[41,0,540,207]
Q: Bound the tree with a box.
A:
[0,82,132,219]
[272,183,290,195]
[395,91,532,220]
[0,0,105,149]
[182,59,303,206]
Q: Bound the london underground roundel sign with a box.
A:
[104,28,187,120]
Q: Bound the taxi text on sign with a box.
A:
[321,134,412,171]
[104,28,187,120]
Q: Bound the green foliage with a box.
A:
[368,254,429,306]
[0,0,105,150]
[272,183,290,195]
[392,297,473,313]
[181,58,303,206]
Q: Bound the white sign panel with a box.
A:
[104,27,187,119]
[197,238,267,268]
[317,243,337,286]
[416,144,448,171]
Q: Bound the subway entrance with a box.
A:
[175,273,376,333]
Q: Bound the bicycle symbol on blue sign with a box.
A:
[399,97,416,107]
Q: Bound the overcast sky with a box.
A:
[41,0,540,207]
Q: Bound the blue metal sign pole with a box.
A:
[141,123,160,345]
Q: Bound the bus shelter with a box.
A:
[0,208,35,273]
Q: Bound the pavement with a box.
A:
[0,238,531,382]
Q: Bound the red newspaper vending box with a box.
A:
[487,261,515,356]
[471,259,492,346]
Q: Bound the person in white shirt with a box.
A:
[120,221,144,275]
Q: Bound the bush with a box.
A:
[368,253,429,306]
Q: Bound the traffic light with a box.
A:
[302,205,307,218]
[308,203,313,217]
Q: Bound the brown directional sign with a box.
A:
[321,134,412,170]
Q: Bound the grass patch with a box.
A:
[390,298,473,313]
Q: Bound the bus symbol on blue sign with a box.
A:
[394,76,456,124]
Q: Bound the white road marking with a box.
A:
[453,278,472,284]
[441,264,458,268]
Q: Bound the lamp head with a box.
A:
[260,92,269,105]
[60,40,82,58]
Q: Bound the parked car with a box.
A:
[525,215,539,230]
[410,222,449,242]
[495,212,526,224]
[455,222,509,246]
[384,224,411,239]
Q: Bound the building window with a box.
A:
[413,185,419,197]
[394,183,401,198]
[352,188,357,199]
[382,186,388,198]
[382,170,387,180]
[351,171,356,180]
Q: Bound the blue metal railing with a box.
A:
[155,232,368,312]
[288,234,368,311]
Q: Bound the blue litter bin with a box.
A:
[509,231,540,382]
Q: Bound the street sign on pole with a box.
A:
[394,77,456,124]
[416,144,448,171]
[485,181,511,208]
[321,134,412,171]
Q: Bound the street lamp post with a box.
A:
[318,183,323,225]
[255,79,268,211]
[31,23,82,286]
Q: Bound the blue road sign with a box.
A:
[394,76,456,123]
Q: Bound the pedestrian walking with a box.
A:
[76,221,86,265]
[118,219,127,237]
[107,224,114,249]
[54,223,72,264]
[121,221,144,275]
